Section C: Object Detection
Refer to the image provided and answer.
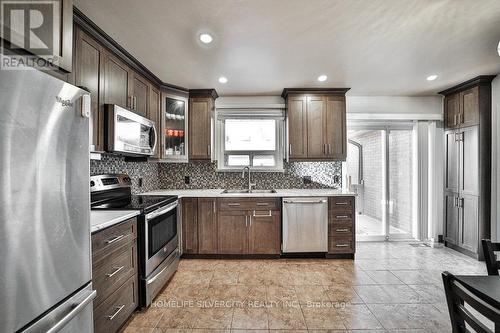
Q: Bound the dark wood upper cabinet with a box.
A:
[444,93,460,129]
[460,87,479,127]
[287,95,308,159]
[197,198,218,254]
[103,52,131,109]
[181,198,198,254]
[282,88,349,162]
[306,95,327,158]
[188,90,218,161]
[148,85,161,159]
[325,95,347,159]
[74,26,104,152]
[131,73,149,117]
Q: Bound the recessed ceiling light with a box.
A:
[426,74,438,81]
[218,76,228,84]
[317,75,328,82]
[199,33,213,44]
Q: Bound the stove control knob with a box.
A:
[90,180,95,187]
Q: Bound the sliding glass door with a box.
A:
[344,123,416,241]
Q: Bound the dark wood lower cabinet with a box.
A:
[93,274,138,333]
[198,198,218,254]
[218,210,249,254]
[327,196,356,258]
[91,218,138,333]
[181,198,198,254]
[180,196,355,258]
[248,210,281,254]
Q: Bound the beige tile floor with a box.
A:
[122,242,487,333]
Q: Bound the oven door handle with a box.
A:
[145,201,178,220]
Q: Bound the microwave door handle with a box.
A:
[150,124,158,153]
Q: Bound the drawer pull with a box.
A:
[253,210,272,217]
[105,234,124,244]
[335,202,349,206]
[256,203,269,206]
[335,215,349,219]
[107,304,125,321]
[227,203,240,207]
[336,244,349,248]
[336,228,350,232]
[106,266,125,278]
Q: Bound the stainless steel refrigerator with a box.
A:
[0,68,95,332]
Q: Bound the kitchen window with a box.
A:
[215,109,285,171]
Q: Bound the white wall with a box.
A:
[492,77,500,241]
[216,95,444,118]
[346,96,443,119]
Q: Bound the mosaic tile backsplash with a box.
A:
[91,154,342,194]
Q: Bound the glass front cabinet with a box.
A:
[160,93,189,162]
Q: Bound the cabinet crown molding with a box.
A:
[438,75,497,96]
[281,88,350,99]
[189,89,219,99]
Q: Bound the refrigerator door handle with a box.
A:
[45,290,96,333]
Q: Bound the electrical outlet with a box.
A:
[303,176,312,184]
[138,178,143,187]
[184,176,190,184]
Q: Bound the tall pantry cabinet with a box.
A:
[441,76,495,260]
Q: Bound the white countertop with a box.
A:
[90,210,140,233]
[140,188,356,198]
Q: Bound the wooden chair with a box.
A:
[482,239,500,276]
[442,271,500,333]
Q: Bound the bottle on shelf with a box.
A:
[179,130,185,155]
[166,128,174,155]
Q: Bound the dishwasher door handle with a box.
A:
[283,199,327,204]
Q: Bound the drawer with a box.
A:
[92,242,137,307]
[329,197,354,211]
[218,198,279,211]
[329,224,354,237]
[329,211,354,223]
[92,218,136,262]
[328,237,354,254]
[93,274,138,333]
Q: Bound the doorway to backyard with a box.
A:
[343,124,417,241]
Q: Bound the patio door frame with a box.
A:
[345,121,417,242]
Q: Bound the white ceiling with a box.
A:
[74,0,500,96]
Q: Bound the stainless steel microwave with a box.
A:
[105,104,157,156]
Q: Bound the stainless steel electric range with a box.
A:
[90,174,179,307]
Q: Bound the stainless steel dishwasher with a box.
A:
[282,197,328,253]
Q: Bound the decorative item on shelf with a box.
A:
[179,130,185,155]
[173,130,180,155]
[166,129,174,155]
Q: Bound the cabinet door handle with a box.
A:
[336,228,350,233]
[245,215,248,227]
[228,203,240,207]
[107,305,125,321]
[256,203,269,206]
[106,266,125,278]
[336,215,349,219]
[213,201,216,213]
[453,114,457,126]
[328,144,331,155]
[289,144,292,155]
[105,234,124,244]
[459,197,464,208]
[335,244,349,248]
[207,144,211,156]
[253,210,272,217]
[335,202,349,206]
